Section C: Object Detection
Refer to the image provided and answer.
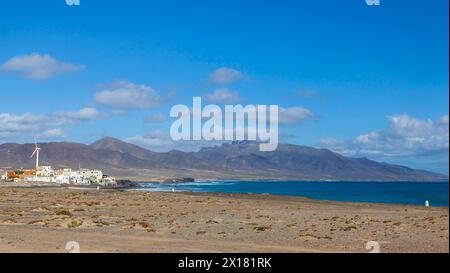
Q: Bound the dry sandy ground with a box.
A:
[0,185,448,253]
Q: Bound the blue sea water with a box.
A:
[138,181,449,206]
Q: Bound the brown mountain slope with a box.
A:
[0,137,447,181]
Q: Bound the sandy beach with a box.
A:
[0,184,448,253]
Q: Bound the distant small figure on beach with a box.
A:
[97,186,100,191]
[172,188,175,193]
[425,200,430,207]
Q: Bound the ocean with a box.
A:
[138,181,450,206]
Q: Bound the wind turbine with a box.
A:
[30,139,41,170]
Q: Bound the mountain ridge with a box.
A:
[0,137,447,182]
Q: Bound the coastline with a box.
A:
[0,185,448,253]
[123,177,450,183]
[135,180,450,207]
[3,180,449,207]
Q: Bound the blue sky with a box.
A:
[0,0,448,174]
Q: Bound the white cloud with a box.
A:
[278,107,316,125]
[94,80,171,109]
[205,88,242,104]
[0,113,48,133]
[0,108,104,141]
[126,135,169,150]
[36,129,68,139]
[144,130,170,140]
[59,107,104,121]
[209,67,248,84]
[1,53,85,80]
[321,114,449,158]
[320,138,344,147]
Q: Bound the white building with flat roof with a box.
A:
[78,169,103,183]
[55,175,70,184]
[37,166,54,177]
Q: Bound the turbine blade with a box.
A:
[30,149,37,158]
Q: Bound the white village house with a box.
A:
[2,142,117,186]
[22,167,114,185]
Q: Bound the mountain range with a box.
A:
[0,137,447,182]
